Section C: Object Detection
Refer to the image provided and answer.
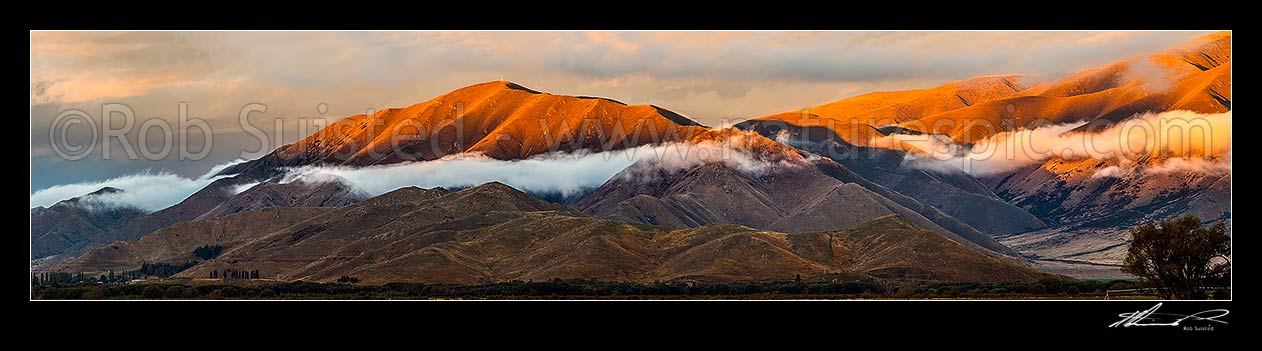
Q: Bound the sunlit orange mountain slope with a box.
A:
[907,31,1230,143]
[221,81,709,175]
[749,32,1228,146]
[751,75,1026,145]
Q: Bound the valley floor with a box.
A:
[996,228,1131,279]
[1024,259,1126,280]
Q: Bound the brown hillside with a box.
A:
[35,182,239,271]
[195,180,365,220]
[58,207,336,273]
[38,176,362,270]
[788,215,1049,282]
[64,183,1048,284]
[30,187,145,261]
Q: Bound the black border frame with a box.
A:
[17,3,1237,337]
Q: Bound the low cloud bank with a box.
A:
[871,110,1231,176]
[31,130,804,210]
[29,159,246,212]
[280,151,639,198]
[281,130,806,198]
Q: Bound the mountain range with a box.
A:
[61,183,1050,284]
[34,32,1231,283]
[739,31,1231,277]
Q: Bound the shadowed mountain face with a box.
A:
[63,183,1051,284]
[34,176,361,270]
[575,130,1018,257]
[989,157,1231,227]
[735,121,1047,236]
[196,180,366,220]
[61,178,250,264]
[984,156,1231,269]
[59,186,453,274]
[740,32,1231,277]
[31,187,145,260]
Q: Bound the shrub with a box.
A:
[193,245,224,260]
[138,261,198,278]
[142,285,165,299]
[895,283,917,297]
[337,276,361,283]
[82,287,107,299]
[1108,280,1137,290]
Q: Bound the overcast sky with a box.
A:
[30,31,1215,192]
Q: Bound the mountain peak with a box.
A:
[453,80,543,94]
[55,186,126,206]
[940,74,1025,93]
[468,181,517,193]
[375,185,449,201]
[222,81,711,175]
[502,81,541,94]
[87,187,124,196]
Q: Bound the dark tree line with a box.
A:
[193,245,224,260]
[32,272,83,285]
[138,261,198,278]
[33,269,146,286]
[211,269,260,280]
[32,243,249,287]
[32,260,206,287]
[337,276,360,283]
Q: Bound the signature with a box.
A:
[1109,303,1229,328]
